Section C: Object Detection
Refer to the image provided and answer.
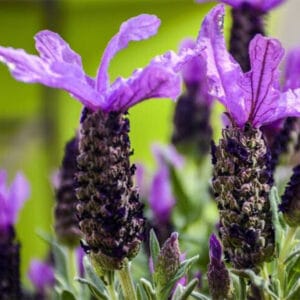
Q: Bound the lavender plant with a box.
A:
[2,1,300,300]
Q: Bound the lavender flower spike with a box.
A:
[207,234,231,300]
[196,0,285,12]
[0,14,201,113]
[198,4,300,128]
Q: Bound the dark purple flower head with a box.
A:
[209,234,222,262]
[196,0,285,12]
[0,170,30,231]
[0,14,202,113]
[28,259,55,292]
[198,4,300,128]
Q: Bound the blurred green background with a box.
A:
[0,0,285,287]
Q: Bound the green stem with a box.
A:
[278,226,298,295]
[107,283,118,300]
[118,261,137,300]
[239,277,246,300]
[67,247,77,290]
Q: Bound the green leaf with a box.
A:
[149,229,161,269]
[173,278,199,300]
[140,278,156,300]
[159,255,199,299]
[169,165,191,217]
[136,283,149,300]
[75,277,108,300]
[83,256,107,294]
[60,290,76,300]
[286,278,300,300]
[270,187,284,256]
[191,291,211,300]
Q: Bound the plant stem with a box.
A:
[107,282,118,300]
[239,277,246,300]
[278,226,298,296]
[118,261,137,300]
[67,247,77,290]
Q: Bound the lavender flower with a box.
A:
[172,39,213,157]
[0,15,202,271]
[197,4,300,269]
[28,259,55,298]
[207,234,231,300]
[54,136,82,247]
[0,171,30,299]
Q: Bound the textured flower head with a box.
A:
[198,4,300,128]
[0,14,202,113]
[0,171,30,230]
[196,0,285,12]
[28,259,55,292]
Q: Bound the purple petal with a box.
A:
[197,4,247,126]
[104,63,181,112]
[209,234,222,262]
[149,164,175,223]
[0,33,102,110]
[28,259,55,292]
[245,35,284,127]
[76,246,85,277]
[7,172,30,225]
[96,14,161,92]
[284,47,300,91]
[196,0,285,12]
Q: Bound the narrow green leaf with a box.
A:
[60,290,76,300]
[286,278,300,300]
[160,255,199,299]
[140,278,156,300]
[150,229,161,269]
[169,165,191,216]
[75,277,108,300]
[191,291,211,300]
[136,283,149,300]
[176,278,199,300]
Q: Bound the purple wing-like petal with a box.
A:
[35,30,83,67]
[284,47,300,90]
[196,0,285,12]
[152,144,184,169]
[245,35,284,127]
[96,14,161,92]
[105,64,181,112]
[0,34,102,110]
[8,172,30,225]
[197,4,247,126]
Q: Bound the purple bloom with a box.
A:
[198,4,300,128]
[284,47,300,91]
[149,144,184,223]
[196,0,285,12]
[0,170,30,231]
[28,259,55,292]
[76,246,85,277]
[209,234,222,263]
[0,14,202,113]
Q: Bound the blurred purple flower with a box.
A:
[284,47,300,91]
[149,144,184,224]
[28,259,55,293]
[198,4,300,128]
[196,0,285,12]
[0,14,202,113]
[0,171,30,231]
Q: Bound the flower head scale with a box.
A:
[197,4,300,128]
[0,170,30,231]
[0,14,201,113]
[196,0,285,13]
